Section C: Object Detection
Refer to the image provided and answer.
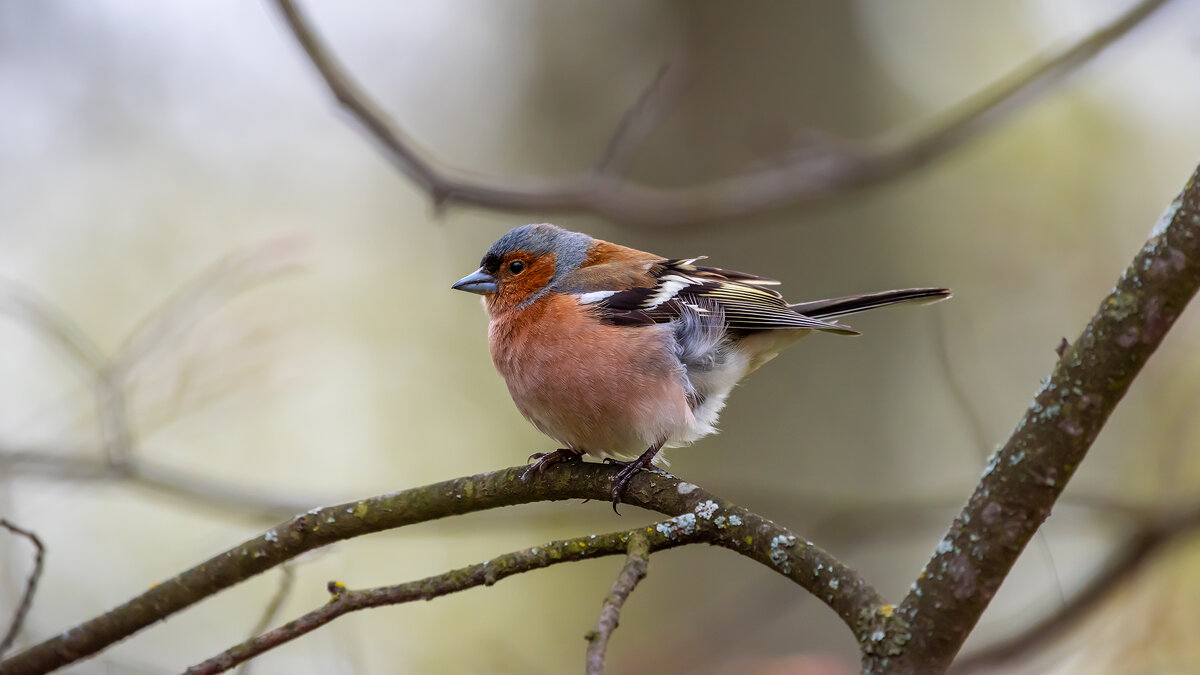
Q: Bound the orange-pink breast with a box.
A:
[488,293,692,458]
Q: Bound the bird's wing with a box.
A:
[580,258,858,334]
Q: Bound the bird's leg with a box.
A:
[608,441,665,513]
[521,448,582,481]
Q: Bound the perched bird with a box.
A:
[453,223,949,509]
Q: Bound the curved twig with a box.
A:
[0,280,132,469]
[0,520,45,657]
[235,565,294,675]
[188,526,660,674]
[594,61,688,177]
[0,464,883,674]
[585,530,650,675]
[0,239,319,523]
[269,0,1170,226]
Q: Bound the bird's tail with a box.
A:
[789,288,951,320]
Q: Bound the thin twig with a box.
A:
[235,565,295,675]
[268,0,1170,226]
[187,524,670,675]
[0,520,46,656]
[111,235,307,382]
[0,280,133,469]
[0,464,885,674]
[0,239,318,522]
[585,530,650,675]
[931,314,992,457]
[932,315,1068,608]
[594,60,688,177]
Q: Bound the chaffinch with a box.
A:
[453,223,949,509]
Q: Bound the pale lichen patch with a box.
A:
[769,534,797,573]
[1150,197,1183,239]
[694,500,719,519]
[676,482,699,495]
[655,513,698,539]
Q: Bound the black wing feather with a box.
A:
[590,259,858,334]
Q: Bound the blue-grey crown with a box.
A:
[484,223,593,286]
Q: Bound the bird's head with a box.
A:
[452,223,594,314]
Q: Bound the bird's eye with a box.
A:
[508,260,526,275]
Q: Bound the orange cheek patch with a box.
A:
[492,252,556,313]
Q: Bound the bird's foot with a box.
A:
[606,455,657,514]
[521,448,581,481]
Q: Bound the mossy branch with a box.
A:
[0,466,883,675]
[186,524,672,674]
[862,164,1200,673]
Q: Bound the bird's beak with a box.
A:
[451,268,498,295]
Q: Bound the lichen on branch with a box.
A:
[1,466,881,675]
[864,164,1200,674]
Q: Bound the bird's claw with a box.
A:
[608,457,654,514]
[521,449,580,481]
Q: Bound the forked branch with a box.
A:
[0,466,883,674]
[585,530,651,675]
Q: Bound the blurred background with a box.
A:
[2,1,1200,673]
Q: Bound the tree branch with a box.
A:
[951,500,1200,673]
[0,465,883,674]
[0,520,45,657]
[188,525,662,674]
[585,530,650,675]
[863,162,1200,673]
[268,0,1170,226]
[0,451,322,523]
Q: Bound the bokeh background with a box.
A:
[3,1,1200,673]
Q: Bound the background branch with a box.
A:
[269,0,1170,226]
[0,465,883,674]
[594,61,688,177]
[585,530,650,675]
[235,564,294,675]
[0,239,328,522]
[0,520,45,657]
